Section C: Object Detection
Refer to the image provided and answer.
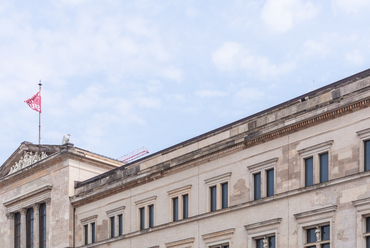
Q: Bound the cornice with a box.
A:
[294,205,337,219]
[81,215,98,225]
[247,158,278,172]
[244,218,282,230]
[165,237,195,248]
[3,184,53,207]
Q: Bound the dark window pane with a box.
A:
[269,236,275,248]
[321,244,330,248]
[148,205,154,228]
[139,207,145,230]
[256,238,263,248]
[91,223,95,243]
[118,214,123,236]
[367,236,370,248]
[320,153,329,183]
[222,183,228,208]
[39,203,46,248]
[307,228,316,243]
[210,186,217,212]
[254,173,261,200]
[182,194,189,219]
[14,213,21,248]
[366,140,370,171]
[321,225,330,241]
[267,169,274,197]
[84,225,88,245]
[222,246,229,248]
[110,216,115,238]
[26,208,34,248]
[305,158,314,187]
[173,197,178,221]
[367,217,370,233]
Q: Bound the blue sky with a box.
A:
[0,0,369,163]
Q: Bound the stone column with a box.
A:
[45,198,51,248]
[6,213,15,248]
[115,215,119,237]
[216,183,222,210]
[88,223,92,244]
[33,204,40,248]
[20,208,27,248]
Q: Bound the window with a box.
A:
[165,237,195,248]
[366,217,370,248]
[202,228,234,248]
[84,225,88,245]
[110,216,115,238]
[168,185,192,222]
[256,236,275,248]
[14,213,21,248]
[118,214,123,236]
[353,197,370,248]
[205,173,231,212]
[305,225,330,248]
[210,244,229,248]
[106,206,125,238]
[298,141,333,187]
[305,157,314,187]
[26,208,34,248]
[247,158,278,200]
[357,128,370,172]
[266,169,274,197]
[91,223,96,243]
[294,205,335,248]
[80,215,98,245]
[39,203,46,248]
[366,140,370,171]
[135,196,156,230]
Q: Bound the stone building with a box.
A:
[2,69,370,248]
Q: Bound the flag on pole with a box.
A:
[25,92,41,113]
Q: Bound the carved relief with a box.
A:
[263,236,268,248]
[8,151,47,175]
[315,226,321,242]
[6,213,14,220]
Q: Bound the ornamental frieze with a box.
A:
[8,151,47,175]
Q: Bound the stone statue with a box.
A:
[263,236,268,248]
[315,226,321,242]
[8,151,48,175]
[62,134,71,145]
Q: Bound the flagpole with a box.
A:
[38,81,42,145]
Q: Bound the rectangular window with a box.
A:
[266,169,274,197]
[305,157,314,187]
[320,153,329,183]
[222,183,228,208]
[148,205,154,228]
[173,197,179,221]
[118,214,123,236]
[110,216,115,238]
[26,208,34,248]
[182,194,189,219]
[365,140,370,171]
[210,186,217,212]
[14,213,21,248]
[367,217,370,248]
[139,207,145,230]
[256,237,275,248]
[84,225,88,245]
[39,203,46,248]
[91,222,95,243]
[254,173,261,200]
[306,225,330,247]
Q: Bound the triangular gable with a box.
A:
[0,142,63,177]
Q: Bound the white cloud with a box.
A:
[345,50,365,65]
[161,66,183,82]
[212,42,295,78]
[137,97,161,108]
[332,0,370,14]
[234,88,265,104]
[303,34,338,58]
[146,80,163,92]
[195,90,229,98]
[261,0,319,32]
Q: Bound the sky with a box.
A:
[0,0,369,164]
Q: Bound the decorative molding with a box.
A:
[19,208,27,215]
[8,151,48,175]
[106,206,125,217]
[202,228,235,243]
[353,197,370,207]
[32,203,40,210]
[294,205,337,219]
[45,198,51,205]
[135,196,157,208]
[167,185,192,196]
[297,140,333,158]
[357,128,370,140]
[247,158,278,172]
[244,218,282,231]
[165,237,195,248]
[81,215,98,225]
[3,184,53,207]
[204,172,232,186]
[6,213,14,220]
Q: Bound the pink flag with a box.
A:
[25,92,41,113]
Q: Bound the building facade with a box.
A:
[3,69,370,247]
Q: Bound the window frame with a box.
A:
[244,218,281,248]
[202,228,235,248]
[168,185,192,222]
[247,158,278,200]
[357,128,370,173]
[106,206,125,238]
[204,173,231,212]
[298,140,333,188]
[80,215,98,245]
[135,196,156,230]
[352,197,370,247]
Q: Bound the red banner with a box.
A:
[25,92,41,113]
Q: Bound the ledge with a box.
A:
[81,215,98,225]
[247,158,278,172]
[297,140,333,158]
[294,205,337,219]
[3,184,53,207]
[165,237,195,248]
[244,218,282,230]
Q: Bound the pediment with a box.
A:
[0,142,63,177]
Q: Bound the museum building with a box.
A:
[2,69,370,247]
